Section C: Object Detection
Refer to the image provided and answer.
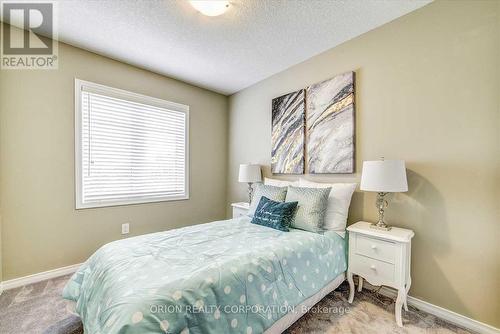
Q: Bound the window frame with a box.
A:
[74,78,190,209]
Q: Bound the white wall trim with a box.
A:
[375,285,499,334]
[0,263,82,293]
[0,266,498,334]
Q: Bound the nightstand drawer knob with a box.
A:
[370,265,377,270]
[371,245,377,250]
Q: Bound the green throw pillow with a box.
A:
[251,196,298,232]
[285,186,331,232]
[248,184,287,216]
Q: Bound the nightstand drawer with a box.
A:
[355,234,396,264]
[350,254,395,283]
[347,221,415,327]
[232,207,248,218]
[231,202,250,219]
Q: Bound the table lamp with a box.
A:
[238,164,262,203]
[360,158,408,230]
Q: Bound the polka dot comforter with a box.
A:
[63,217,347,334]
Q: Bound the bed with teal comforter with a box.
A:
[63,217,347,334]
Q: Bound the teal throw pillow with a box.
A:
[251,196,298,232]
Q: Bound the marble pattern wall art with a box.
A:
[271,89,305,174]
[306,71,355,173]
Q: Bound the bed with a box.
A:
[63,216,347,334]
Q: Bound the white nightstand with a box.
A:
[346,221,414,327]
[231,202,249,218]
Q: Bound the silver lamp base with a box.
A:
[370,222,392,231]
[370,192,392,231]
[247,182,254,204]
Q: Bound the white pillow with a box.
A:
[264,177,299,187]
[298,178,356,235]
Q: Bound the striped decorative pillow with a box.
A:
[248,184,287,216]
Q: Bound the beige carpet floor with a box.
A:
[0,275,471,334]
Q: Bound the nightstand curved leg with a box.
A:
[347,271,355,303]
[357,277,363,292]
[395,288,406,327]
[404,277,411,311]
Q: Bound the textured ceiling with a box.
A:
[53,0,430,94]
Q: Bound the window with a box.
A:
[75,79,189,209]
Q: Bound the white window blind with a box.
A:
[75,79,189,209]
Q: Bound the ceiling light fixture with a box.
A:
[189,1,230,17]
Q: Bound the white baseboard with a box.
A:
[0,265,498,334]
[0,263,82,293]
[375,286,499,334]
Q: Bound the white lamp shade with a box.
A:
[360,160,408,192]
[238,164,262,183]
[189,1,230,16]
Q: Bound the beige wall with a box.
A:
[227,0,499,327]
[0,34,228,281]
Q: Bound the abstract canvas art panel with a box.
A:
[271,89,305,174]
[306,71,355,173]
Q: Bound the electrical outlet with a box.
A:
[121,223,130,235]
